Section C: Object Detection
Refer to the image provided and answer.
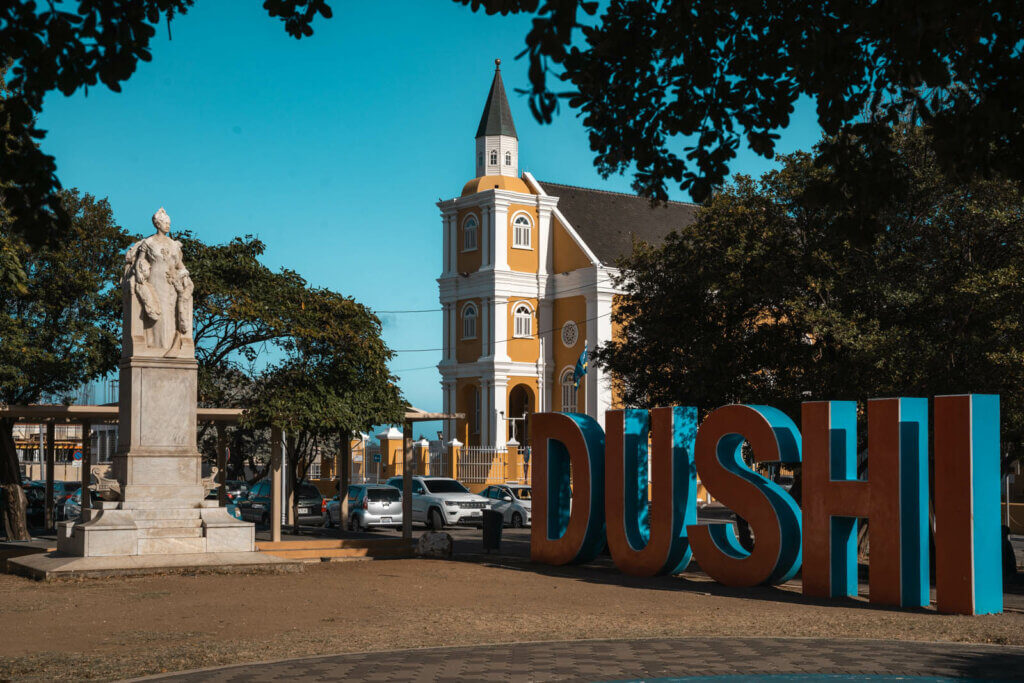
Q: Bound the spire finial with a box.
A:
[495,58,501,70]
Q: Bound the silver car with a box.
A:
[346,484,403,532]
[480,484,532,527]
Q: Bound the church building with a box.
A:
[438,60,698,449]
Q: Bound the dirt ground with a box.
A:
[0,558,1022,681]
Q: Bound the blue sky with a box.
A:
[39,1,822,436]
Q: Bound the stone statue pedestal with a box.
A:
[56,208,255,559]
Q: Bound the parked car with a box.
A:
[23,481,74,525]
[57,488,83,522]
[202,480,250,503]
[385,476,491,530]
[479,484,532,527]
[341,484,403,532]
[225,480,249,502]
[236,480,324,526]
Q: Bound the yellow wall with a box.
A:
[507,297,539,363]
[455,298,482,363]
[456,207,482,273]
[455,378,481,447]
[610,294,624,409]
[507,204,539,273]
[552,215,594,273]
[552,295,587,412]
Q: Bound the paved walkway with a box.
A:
[139,637,1024,682]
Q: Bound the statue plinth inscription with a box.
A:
[58,209,255,557]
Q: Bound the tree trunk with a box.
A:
[0,418,30,541]
[735,514,754,552]
[287,433,301,536]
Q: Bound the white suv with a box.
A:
[385,476,492,530]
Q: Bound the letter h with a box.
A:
[802,398,929,608]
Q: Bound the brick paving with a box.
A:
[141,637,1024,682]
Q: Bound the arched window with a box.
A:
[462,215,478,251]
[489,150,498,165]
[560,367,578,412]
[513,303,532,338]
[505,151,512,166]
[512,213,532,249]
[462,303,477,339]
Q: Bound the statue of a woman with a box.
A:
[123,208,195,358]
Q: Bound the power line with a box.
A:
[390,310,613,353]
[376,275,620,316]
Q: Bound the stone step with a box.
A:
[118,500,205,511]
[137,536,207,554]
[134,519,203,530]
[130,508,203,521]
[136,526,204,539]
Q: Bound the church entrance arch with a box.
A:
[507,384,535,446]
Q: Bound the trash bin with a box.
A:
[481,509,503,553]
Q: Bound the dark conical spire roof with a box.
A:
[475,59,518,139]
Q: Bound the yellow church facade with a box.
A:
[438,61,698,450]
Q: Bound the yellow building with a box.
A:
[438,61,698,449]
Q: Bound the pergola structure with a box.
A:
[1,404,462,544]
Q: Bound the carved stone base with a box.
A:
[57,501,254,557]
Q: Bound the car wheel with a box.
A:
[511,512,523,528]
[323,513,333,528]
[428,508,444,531]
[260,513,269,526]
[350,515,360,532]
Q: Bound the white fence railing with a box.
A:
[429,447,450,478]
[460,447,515,484]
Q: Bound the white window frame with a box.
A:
[462,215,479,252]
[489,149,498,165]
[559,367,578,413]
[511,212,533,250]
[461,303,478,340]
[505,151,512,166]
[512,302,533,338]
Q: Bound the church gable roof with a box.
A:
[476,63,518,139]
[537,181,699,266]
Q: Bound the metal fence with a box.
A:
[458,447,531,485]
[429,447,450,478]
[350,444,382,484]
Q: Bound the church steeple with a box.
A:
[475,59,519,178]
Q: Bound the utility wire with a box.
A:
[390,310,613,353]
[374,275,620,316]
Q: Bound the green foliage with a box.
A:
[181,233,404,474]
[0,2,333,280]
[597,127,1024,469]
[243,289,405,468]
[0,190,131,406]
[458,1,1024,208]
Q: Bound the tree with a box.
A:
[596,126,1024,472]
[0,1,333,282]
[458,1,1024,209]
[243,290,405,533]
[0,190,131,540]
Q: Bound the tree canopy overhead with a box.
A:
[596,126,1024,470]
[0,189,132,539]
[0,1,332,274]
[458,1,1024,206]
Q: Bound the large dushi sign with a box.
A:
[530,395,1003,616]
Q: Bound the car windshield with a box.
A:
[511,488,531,500]
[297,484,321,499]
[367,488,401,502]
[423,479,469,494]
